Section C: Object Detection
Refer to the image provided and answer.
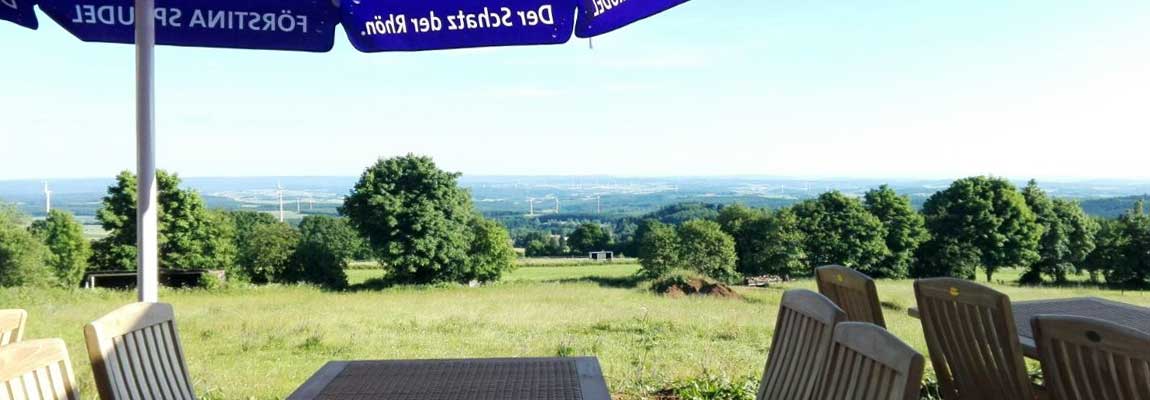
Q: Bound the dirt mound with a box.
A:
[659,278,742,300]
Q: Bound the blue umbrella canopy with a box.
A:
[4,0,692,51]
[1,0,38,29]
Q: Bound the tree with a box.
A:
[864,185,928,278]
[716,204,768,276]
[0,204,53,287]
[636,220,680,279]
[676,220,739,283]
[91,170,231,271]
[1108,201,1150,286]
[341,155,479,284]
[1083,217,1124,283]
[793,192,891,277]
[296,216,364,261]
[28,210,91,287]
[1054,199,1098,275]
[463,216,517,282]
[741,208,808,279]
[918,176,1040,281]
[567,223,611,254]
[278,215,370,289]
[241,222,299,284]
[227,210,280,281]
[1020,180,1069,284]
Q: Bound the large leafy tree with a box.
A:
[1083,217,1123,283]
[567,223,611,254]
[636,220,680,278]
[864,185,928,278]
[341,154,512,284]
[1019,181,1098,284]
[1020,180,1069,284]
[1108,201,1150,286]
[741,208,807,279]
[28,210,91,287]
[91,170,232,270]
[676,219,739,283]
[917,176,1040,281]
[793,191,891,276]
[717,204,768,275]
[0,204,53,287]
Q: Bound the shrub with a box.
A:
[676,220,739,283]
[28,209,91,287]
[0,206,54,287]
[240,222,298,284]
[636,220,680,279]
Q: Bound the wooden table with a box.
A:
[287,357,611,400]
[908,297,1150,358]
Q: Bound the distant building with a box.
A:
[588,251,614,262]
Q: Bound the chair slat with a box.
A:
[0,339,80,400]
[816,265,886,328]
[914,278,1034,400]
[815,322,924,400]
[757,289,846,400]
[84,303,196,400]
[1033,315,1150,400]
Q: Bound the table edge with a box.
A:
[575,357,612,400]
[286,361,349,400]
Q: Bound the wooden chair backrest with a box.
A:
[0,338,80,400]
[815,322,924,400]
[913,278,1033,400]
[757,289,846,400]
[0,310,27,346]
[84,303,195,400]
[816,265,886,327]
[1032,315,1150,400]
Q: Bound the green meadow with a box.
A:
[5,261,1150,399]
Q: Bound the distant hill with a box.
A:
[1078,195,1150,218]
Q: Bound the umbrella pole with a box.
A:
[135,0,158,303]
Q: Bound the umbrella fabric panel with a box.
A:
[36,0,339,51]
[574,0,689,38]
[341,0,575,52]
[1,0,38,29]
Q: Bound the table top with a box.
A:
[908,296,1150,358]
[286,357,611,400]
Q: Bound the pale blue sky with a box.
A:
[2,0,1148,180]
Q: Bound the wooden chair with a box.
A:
[0,310,27,346]
[0,338,80,399]
[1032,315,1150,400]
[815,265,886,327]
[757,289,846,400]
[914,278,1034,400]
[84,303,196,400]
[815,322,924,400]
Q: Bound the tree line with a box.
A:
[0,155,520,289]
[632,176,1150,288]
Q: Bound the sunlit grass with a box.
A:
[3,265,1148,399]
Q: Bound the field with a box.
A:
[5,261,1150,399]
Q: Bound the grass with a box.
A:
[4,263,1150,399]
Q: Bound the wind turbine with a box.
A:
[596,195,601,214]
[554,197,560,214]
[276,182,285,222]
[528,197,535,216]
[42,181,51,214]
